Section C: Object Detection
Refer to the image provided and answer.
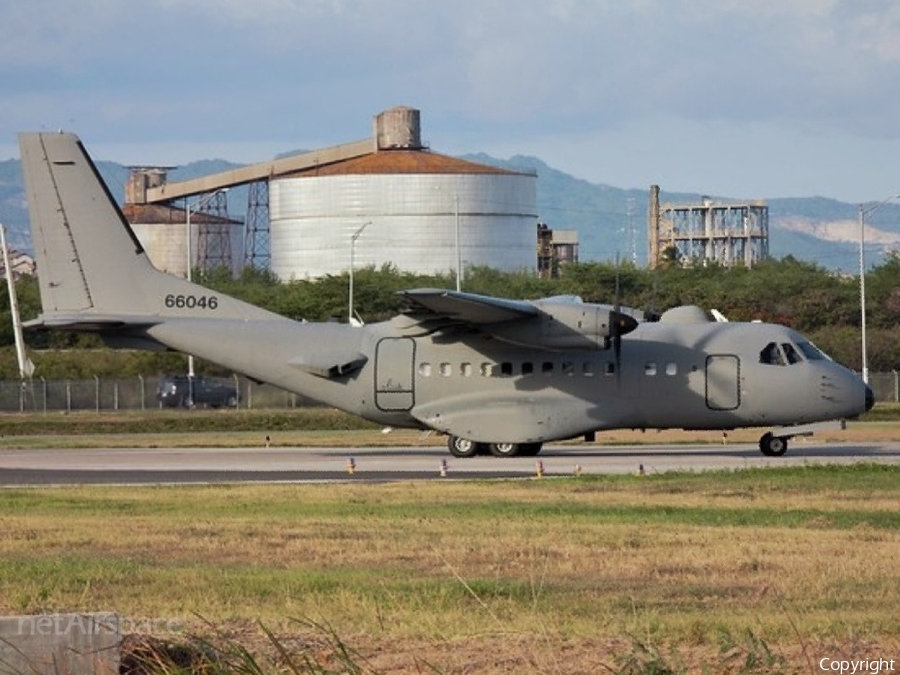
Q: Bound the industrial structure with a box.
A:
[647,185,769,269]
[124,107,538,280]
[537,223,579,278]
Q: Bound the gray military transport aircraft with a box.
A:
[19,132,874,458]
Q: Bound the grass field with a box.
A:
[1,465,899,673]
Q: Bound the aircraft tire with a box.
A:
[759,432,788,457]
[489,442,520,457]
[448,436,480,458]
[520,442,543,456]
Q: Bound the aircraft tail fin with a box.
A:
[19,132,278,327]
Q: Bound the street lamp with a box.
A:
[185,188,228,379]
[454,194,461,293]
[434,186,463,292]
[858,193,900,384]
[349,221,371,325]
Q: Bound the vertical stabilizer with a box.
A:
[20,132,280,326]
[20,132,159,315]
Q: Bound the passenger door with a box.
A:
[375,338,416,411]
[705,355,740,411]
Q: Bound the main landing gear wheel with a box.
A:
[448,436,484,458]
[489,442,520,457]
[519,442,543,456]
[759,432,788,457]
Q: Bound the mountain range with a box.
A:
[1,151,898,273]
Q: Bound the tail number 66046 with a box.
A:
[164,294,219,310]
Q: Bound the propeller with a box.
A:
[607,255,640,382]
[612,254,623,381]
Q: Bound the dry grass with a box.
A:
[1,469,899,670]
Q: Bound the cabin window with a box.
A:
[439,362,452,377]
[480,362,493,377]
[500,362,514,376]
[665,362,677,376]
[644,362,657,376]
[583,362,595,377]
[522,362,534,375]
[542,361,554,375]
[562,361,575,375]
[418,362,432,377]
[460,362,473,377]
[605,362,615,376]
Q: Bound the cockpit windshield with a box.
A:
[796,340,830,361]
[760,339,833,366]
[760,341,816,366]
[760,342,786,366]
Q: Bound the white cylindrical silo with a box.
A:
[269,161,537,279]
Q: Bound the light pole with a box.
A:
[349,221,371,325]
[858,193,900,384]
[185,188,228,379]
[454,194,461,292]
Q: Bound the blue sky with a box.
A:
[2,0,900,203]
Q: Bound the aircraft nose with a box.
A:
[865,384,875,412]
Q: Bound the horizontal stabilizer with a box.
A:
[23,314,160,331]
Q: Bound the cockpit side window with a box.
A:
[782,343,802,364]
[796,341,828,361]
[760,342,786,366]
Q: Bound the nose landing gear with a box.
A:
[758,432,788,457]
[757,419,847,457]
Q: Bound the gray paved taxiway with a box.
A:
[1,441,898,486]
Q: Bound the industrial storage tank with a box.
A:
[124,204,244,278]
[268,107,537,279]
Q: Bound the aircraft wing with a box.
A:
[399,288,639,350]
[398,289,539,324]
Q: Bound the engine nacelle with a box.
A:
[489,299,639,350]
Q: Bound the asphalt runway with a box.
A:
[1,441,899,486]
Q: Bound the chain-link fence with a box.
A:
[0,376,321,413]
[868,371,900,405]
[0,372,896,414]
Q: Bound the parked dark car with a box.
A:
[156,375,238,409]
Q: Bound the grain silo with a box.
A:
[268,106,537,279]
[124,202,244,278]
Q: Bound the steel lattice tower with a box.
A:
[244,180,271,270]
[197,191,233,272]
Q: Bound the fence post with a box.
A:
[894,370,898,403]
[94,375,100,413]
[41,377,46,414]
[139,375,145,410]
[233,374,240,409]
